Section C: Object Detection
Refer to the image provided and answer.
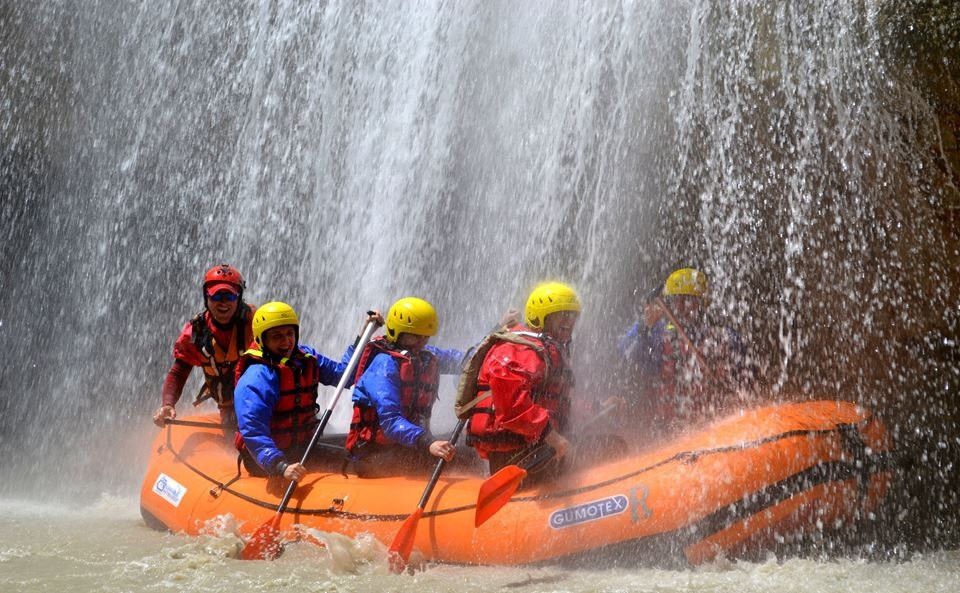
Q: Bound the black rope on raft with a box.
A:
[160,416,892,520]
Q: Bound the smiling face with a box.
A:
[665,295,704,326]
[396,332,430,352]
[206,290,239,324]
[542,310,579,343]
[262,325,297,358]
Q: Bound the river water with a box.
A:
[2,496,958,593]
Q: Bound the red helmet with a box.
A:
[202,264,245,297]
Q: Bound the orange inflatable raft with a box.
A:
[140,400,892,565]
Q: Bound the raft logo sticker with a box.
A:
[152,473,187,508]
[549,495,628,529]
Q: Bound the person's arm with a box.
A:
[428,345,467,375]
[359,355,430,449]
[154,324,206,427]
[234,366,286,474]
[310,342,357,387]
[161,359,193,407]
[317,310,383,386]
[617,321,645,360]
[153,360,193,427]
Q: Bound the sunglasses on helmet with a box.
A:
[208,291,239,302]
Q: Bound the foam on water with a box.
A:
[1,498,959,592]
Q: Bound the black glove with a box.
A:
[190,316,215,358]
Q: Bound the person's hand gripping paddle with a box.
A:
[241,317,380,561]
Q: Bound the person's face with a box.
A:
[206,290,239,324]
[396,333,430,352]
[543,310,579,343]
[262,325,297,358]
[666,295,704,325]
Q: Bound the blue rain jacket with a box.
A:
[235,343,354,472]
[618,319,745,375]
[351,345,465,449]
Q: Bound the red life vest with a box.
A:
[190,304,255,410]
[345,337,438,453]
[234,347,320,451]
[651,323,730,422]
[467,328,573,456]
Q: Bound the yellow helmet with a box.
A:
[252,301,300,347]
[663,268,708,299]
[525,282,581,329]
[385,297,437,343]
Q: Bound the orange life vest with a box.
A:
[345,337,438,453]
[190,305,254,410]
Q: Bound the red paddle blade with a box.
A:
[387,507,423,574]
[475,465,527,527]
[241,514,284,561]
[293,526,329,550]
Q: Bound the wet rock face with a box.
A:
[660,0,960,552]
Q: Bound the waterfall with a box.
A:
[2,0,957,548]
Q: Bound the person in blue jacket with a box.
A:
[345,297,469,478]
[617,268,752,431]
[234,301,382,480]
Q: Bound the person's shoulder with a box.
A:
[237,360,276,386]
[173,322,194,346]
[175,312,205,339]
[366,349,399,371]
[298,344,319,357]
[651,318,671,334]
[484,337,543,366]
[173,321,204,361]
[634,320,668,346]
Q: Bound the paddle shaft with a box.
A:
[416,418,467,509]
[653,296,719,383]
[272,318,380,516]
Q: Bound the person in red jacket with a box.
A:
[152,264,256,431]
[467,282,580,478]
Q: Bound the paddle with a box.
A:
[653,296,719,383]
[241,317,380,561]
[387,418,467,573]
[474,464,527,527]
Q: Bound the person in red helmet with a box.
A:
[152,264,256,431]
